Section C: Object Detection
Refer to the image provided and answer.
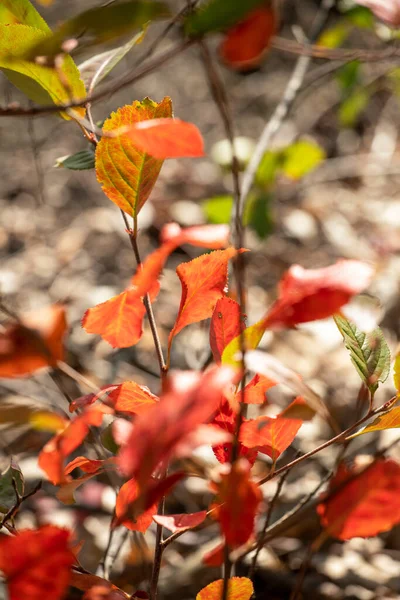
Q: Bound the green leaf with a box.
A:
[336,61,361,92]
[344,6,374,29]
[185,0,267,36]
[334,314,391,394]
[244,192,274,240]
[318,23,350,49]
[281,140,326,180]
[203,195,233,224]
[0,461,24,513]
[56,149,95,170]
[24,0,169,59]
[255,150,282,188]
[78,30,145,93]
[0,0,49,31]
[0,24,86,119]
[339,88,370,128]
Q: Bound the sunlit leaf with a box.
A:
[203,195,233,224]
[0,461,24,513]
[0,304,67,378]
[127,118,204,159]
[0,0,49,30]
[95,97,172,217]
[210,297,245,364]
[334,314,390,394]
[210,460,262,547]
[211,398,258,465]
[347,405,400,439]
[0,525,74,600]
[221,318,267,366]
[219,6,276,71]
[197,578,254,600]
[238,373,275,405]
[160,223,230,250]
[186,0,267,35]
[281,140,326,180]
[23,1,169,58]
[153,511,207,533]
[317,459,400,540]
[108,381,158,415]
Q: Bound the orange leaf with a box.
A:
[95,97,172,217]
[0,525,74,600]
[169,247,240,350]
[211,398,258,466]
[70,571,128,597]
[84,583,129,600]
[153,511,207,533]
[317,458,400,540]
[161,223,230,250]
[237,373,275,405]
[130,241,176,299]
[115,478,158,532]
[196,577,254,600]
[108,381,158,415]
[118,366,237,485]
[127,118,204,159]
[263,260,374,329]
[210,297,245,364]
[210,459,262,547]
[0,304,67,378]
[219,7,276,71]
[82,289,146,349]
[239,397,304,462]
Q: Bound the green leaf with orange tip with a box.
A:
[196,577,253,600]
[95,97,172,217]
[0,25,85,119]
[168,247,241,354]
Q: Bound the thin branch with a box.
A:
[0,481,42,531]
[237,0,335,222]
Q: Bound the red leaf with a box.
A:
[210,298,245,364]
[211,398,258,466]
[84,583,129,600]
[203,543,224,567]
[0,304,67,378]
[237,373,275,405]
[70,571,128,597]
[95,97,172,217]
[127,118,204,159]
[263,260,374,328]
[169,248,241,349]
[0,525,74,600]
[219,7,276,71]
[115,478,158,532]
[239,397,304,462]
[153,511,207,533]
[108,381,158,415]
[39,406,109,485]
[196,577,254,600]
[161,223,230,250]
[210,459,262,547]
[118,366,237,485]
[64,456,106,475]
[69,385,118,413]
[82,290,146,349]
[317,458,400,540]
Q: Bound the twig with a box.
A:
[0,481,42,531]
[237,0,335,222]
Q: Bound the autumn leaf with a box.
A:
[84,583,130,600]
[196,578,254,600]
[168,247,241,354]
[203,543,224,567]
[237,373,275,404]
[210,297,245,364]
[95,97,172,217]
[211,398,258,465]
[115,478,158,532]
[219,6,276,71]
[0,525,74,600]
[153,511,207,533]
[347,405,400,439]
[108,381,159,415]
[221,317,268,366]
[127,118,204,159]
[160,223,230,250]
[239,397,305,462]
[210,459,262,547]
[118,366,237,485]
[317,459,400,540]
[0,304,67,378]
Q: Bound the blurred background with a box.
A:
[1,0,400,598]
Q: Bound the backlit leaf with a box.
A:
[221,318,267,366]
[210,460,262,547]
[108,381,158,415]
[210,297,245,363]
[0,304,67,378]
[219,6,276,71]
[95,97,172,217]
[118,367,237,485]
[239,397,305,462]
[238,373,275,404]
[168,247,240,351]
[317,459,400,540]
[153,511,207,533]
[334,314,390,394]
[115,479,157,532]
[0,462,24,513]
[347,406,400,439]
[211,398,258,465]
[0,25,85,119]
[186,0,267,35]
[23,1,169,58]
[160,223,230,250]
[197,578,254,600]
[127,118,204,159]
[0,525,74,600]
